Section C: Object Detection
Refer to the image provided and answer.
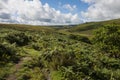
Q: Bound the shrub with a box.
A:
[31,49,76,70]
[32,43,42,51]
[68,34,91,44]
[92,25,120,57]
[0,43,18,62]
[5,32,32,46]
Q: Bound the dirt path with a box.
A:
[6,57,31,80]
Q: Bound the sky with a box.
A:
[0,0,120,25]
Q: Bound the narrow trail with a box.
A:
[6,57,31,80]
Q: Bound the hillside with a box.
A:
[1,18,120,36]
[64,18,120,36]
[0,24,56,32]
[0,19,120,80]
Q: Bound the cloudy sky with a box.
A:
[0,0,120,25]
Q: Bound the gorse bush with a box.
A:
[5,32,32,46]
[93,25,120,58]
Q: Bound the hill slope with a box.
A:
[0,18,120,38]
[0,19,120,80]
[0,23,56,33]
[65,18,120,36]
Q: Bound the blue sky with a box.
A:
[0,0,120,25]
[41,0,89,13]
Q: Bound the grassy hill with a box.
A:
[0,19,120,80]
[0,23,56,33]
[64,18,120,37]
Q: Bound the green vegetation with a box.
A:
[5,32,32,46]
[66,18,120,37]
[68,34,91,44]
[0,19,120,80]
[93,24,120,58]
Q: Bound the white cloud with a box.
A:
[62,4,77,11]
[0,0,81,25]
[81,0,94,4]
[81,0,120,21]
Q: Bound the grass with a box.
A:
[64,18,120,37]
[0,18,120,80]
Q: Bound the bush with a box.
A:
[5,32,32,46]
[0,43,19,62]
[32,43,42,51]
[92,25,120,57]
[69,34,91,44]
[30,49,76,70]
